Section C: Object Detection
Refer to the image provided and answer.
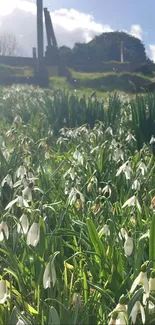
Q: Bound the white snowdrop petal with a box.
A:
[122,195,136,208]
[130,302,138,324]
[149,277,155,292]
[43,263,51,289]
[27,222,40,247]
[139,302,145,324]
[0,280,7,304]
[124,237,133,256]
[16,320,25,325]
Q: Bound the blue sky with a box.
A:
[1,0,155,60]
[30,0,155,49]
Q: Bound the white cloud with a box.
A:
[0,0,113,55]
[149,45,155,62]
[129,24,143,40]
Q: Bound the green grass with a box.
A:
[0,64,33,77]
[69,69,152,80]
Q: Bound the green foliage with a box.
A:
[0,85,155,324]
[60,31,148,71]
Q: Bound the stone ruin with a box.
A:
[0,0,61,88]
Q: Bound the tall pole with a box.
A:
[120,41,124,63]
[37,0,44,61]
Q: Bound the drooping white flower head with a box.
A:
[5,195,29,210]
[130,267,149,297]
[122,195,141,212]
[1,173,13,188]
[73,150,84,165]
[108,316,116,325]
[2,149,10,161]
[68,188,84,206]
[119,227,127,241]
[102,185,112,197]
[0,280,8,304]
[149,271,155,292]
[27,222,40,247]
[113,147,124,162]
[0,222,9,241]
[130,301,145,324]
[98,224,110,237]
[16,164,27,179]
[105,126,113,136]
[14,115,22,125]
[17,214,29,234]
[22,183,33,202]
[138,161,147,176]
[16,320,25,325]
[116,312,127,325]
[150,136,155,144]
[126,133,136,143]
[132,179,140,191]
[43,260,56,289]
[116,161,132,180]
[124,234,133,256]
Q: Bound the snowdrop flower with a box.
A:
[16,320,25,325]
[102,184,112,197]
[108,316,117,325]
[0,222,9,241]
[27,222,40,247]
[0,280,8,304]
[126,133,136,143]
[150,136,155,144]
[119,227,127,240]
[116,161,132,180]
[138,161,147,176]
[132,179,140,191]
[73,150,84,165]
[149,270,155,292]
[2,149,10,161]
[14,115,22,125]
[5,195,29,210]
[1,173,13,188]
[43,260,56,289]
[22,183,33,201]
[98,224,110,237]
[113,146,124,162]
[17,214,29,234]
[124,232,133,256]
[68,188,84,206]
[113,295,127,313]
[130,264,149,297]
[111,138,117,146]
[122,195,141,212]
[130,301,145,324]
[105,126,113,136]
[16,163,27,178]
[116,312,127,325]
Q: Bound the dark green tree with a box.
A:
[68,32,147,69]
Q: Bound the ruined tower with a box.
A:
[37,0,44,61]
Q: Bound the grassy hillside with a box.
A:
[69,69,152,92]
[0,64,33,77]
[0,63,152,94]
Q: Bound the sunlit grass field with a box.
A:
[0,85,155,324]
